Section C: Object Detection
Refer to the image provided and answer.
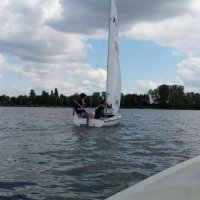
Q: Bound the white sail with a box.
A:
[73,0,121,127]
[106,0,121,115]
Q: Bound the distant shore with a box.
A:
[0,105,200,111]
[1,84,200,110]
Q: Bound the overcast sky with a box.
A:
[0,0,200,96]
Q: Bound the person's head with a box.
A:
[80,93,86,100]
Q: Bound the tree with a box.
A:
[184,92,195,109]
[41,91,50,106]
[50,89,59,106]
[17,95,29,106]
[59,94,67,106]
[10,97,17,106]
[29,90,36,105]
[169,85,185,109]
[91,92,101,107]
[66,93,79,107]
[194,93,200,109]
[54,88,59,97]
[149,85,185,109]
[148,88,159,105]
[158,85,170,107]
[123,94,137,108]
[0,95,10,106]
[137,94,150,106]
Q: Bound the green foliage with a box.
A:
[0,95,10,106]
[168,85,184,108]
[29,89,36,105]
[148,84,200,109]
[91,92,101,107]
[1,85,200,109]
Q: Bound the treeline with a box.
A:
[1,85,200,109]
[149,84,200,109]
[0,88,150,108]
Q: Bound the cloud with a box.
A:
[136,80,158,92]
[177,57,200,92]
[48,0,190,35]
[0,0,86,63]
[121,0,200,93]
[132,77,183,94]
[3,59,107,95]
[0,54,5,65]
[123,3,200,57]
[0,82,31,97]
[0,54,5,78]
[1,0,200,96]
[133,79,165,94]
[0,0,107,95]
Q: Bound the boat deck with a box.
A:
[106,156,200,200]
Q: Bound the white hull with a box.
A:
[74,115,121,127]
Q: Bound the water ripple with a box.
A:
[0,108,200,199]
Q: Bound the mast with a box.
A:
[105,0,112,115]
[106,0,112,100]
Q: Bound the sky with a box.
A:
[0,0,200,96]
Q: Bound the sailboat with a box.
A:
[74,0,121,127]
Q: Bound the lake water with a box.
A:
[0,107,200,200]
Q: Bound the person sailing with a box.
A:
[95,99,107,119]
[74,93,87,117]
[74,93,94,125]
